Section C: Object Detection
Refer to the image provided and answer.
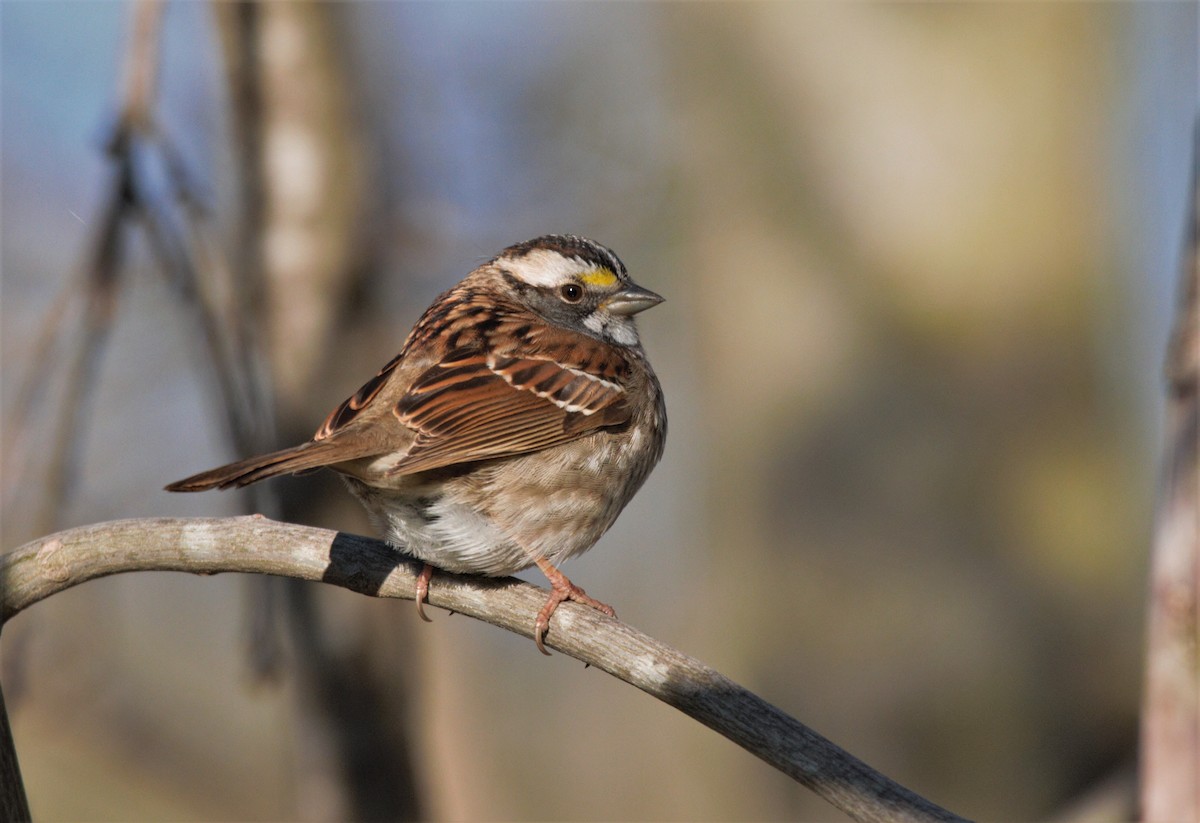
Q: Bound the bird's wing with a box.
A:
[386,345,631,475]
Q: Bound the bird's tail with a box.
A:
[165,439,371,492]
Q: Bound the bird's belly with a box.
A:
[341,475,532,575]
[339,430,647,577]
[479,434,644,566]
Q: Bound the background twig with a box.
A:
[2,517,968,823]
[0,671,30,822]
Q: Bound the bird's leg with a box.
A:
[415,563,434,622]
[532,557,617,655]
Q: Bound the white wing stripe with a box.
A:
[486,354,624,414]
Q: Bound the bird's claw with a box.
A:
[415,563,434,623]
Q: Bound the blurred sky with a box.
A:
[2,1,1195,424]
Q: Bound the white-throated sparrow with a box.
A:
[168,235,666,653]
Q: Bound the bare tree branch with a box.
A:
[0,517,968,823]
[114,0,163,133]
[6,0,155,530]
[1,0,275,534]
[0,674,29,823]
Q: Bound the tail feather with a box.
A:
[165,439,372,492]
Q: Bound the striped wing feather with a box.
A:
[388,351,629,475]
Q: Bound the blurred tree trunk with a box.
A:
[213,3,422,820]
[1139,129,1199,823]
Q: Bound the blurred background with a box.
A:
[2,2,1197,820]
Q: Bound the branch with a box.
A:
[0,517,968,823]
[0,675,29,822]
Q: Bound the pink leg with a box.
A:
[532,558,616,655]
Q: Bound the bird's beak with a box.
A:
[603,284,664,317]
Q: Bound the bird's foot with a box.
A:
[415,563,434,622]
[533,559,616,655]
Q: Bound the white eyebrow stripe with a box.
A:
[505,249,592,288]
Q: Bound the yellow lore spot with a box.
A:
[579,268,618,288]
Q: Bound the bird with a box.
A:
[167,235,667,654]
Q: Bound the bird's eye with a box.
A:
[559,283,583,303]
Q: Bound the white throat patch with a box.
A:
[584,311,638,346]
